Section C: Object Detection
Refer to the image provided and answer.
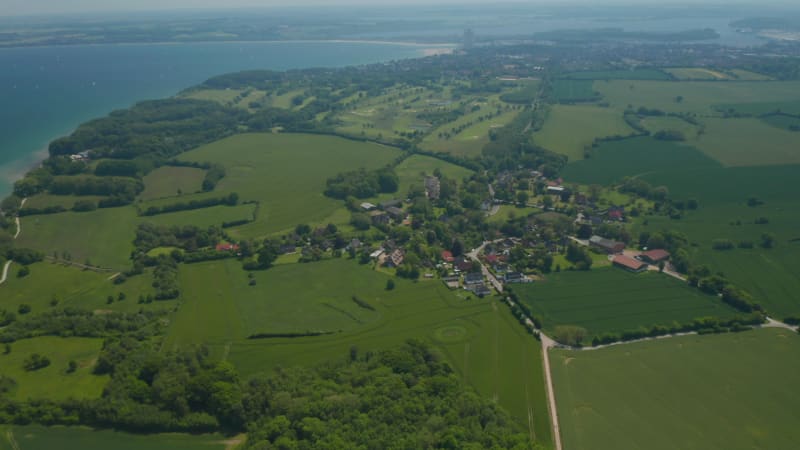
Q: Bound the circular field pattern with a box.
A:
[434,325,468,343]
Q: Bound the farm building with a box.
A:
[589,235,625,254]
[640,249,670,264]
[360,202,377,211]
[613,255,648,273]
[547,186,565,194]
[388,249,405,267]
[385,206,407,221]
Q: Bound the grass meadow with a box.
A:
[561,136,721,185]
[550,80,598,102]
[164,258,552,443]
[512,268,740,339]
[16,207,138,270]
[561,69,670,80]
[143,204,256,229]
[692,118,800,166]
[551,329,800,450]
[595,80,800,115]
[390,154,473,198]
[0,337,108,401]
[533,105,635,161]
[0,425,228,450]
[177,133,401,237]
[0,261,171,315]
[139,166,206,201]
[663,67,731,80]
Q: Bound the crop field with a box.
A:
[639,115,700,138]
[16,207,138,270]
[728,69,773,81]
[551,329,800,450]
[692,118,800,166]
[0,337,108,401]
[664,67,732,80]
[561,69,670,80]
[512,268,740,340]
[142,203,256,229]
[561,136,721,186]
[0,262,167,314]
[550,80,598,102]
[168,259,553,441]
[0,425,227,450]
[533,105,635,161]
[714,100,800,116]
[139,166,206,201]
[595,80,800,115]
[177,133,401,237]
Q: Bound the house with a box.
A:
[464,272,484,286]
[215,243,240,252]
[369,248,385,259]
[574,193,588,205]
[348,239,363,251]
[388,249,405,267]
[385,206,406,221]
[504,272,526,284]
[320,240,333,251]
[442,275,461,289]
[424,176,441,200]
[360,202,377,211]
[484,253,499,265]
[589,235,625,254]
[279,244,297,254]
[441,250,455,263]
[473,284,493,297]
[640,249,670,264]
[454,256,472,272]
[608,206,625,221]
[547,186,565,194]
[380,199,402,209]
[369,210,390,225]
[613,255,648,273]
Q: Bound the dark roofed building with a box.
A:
[589,235,625,254]
[613,255,647,273]
[473,284,493,297]
[640,249,670,264]
[503,272,526,283]
[380,199,402,209]
[454,256,472,272]
[385,206,406,221]
[464,272,484,285]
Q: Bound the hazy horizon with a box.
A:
[3,0,799,18]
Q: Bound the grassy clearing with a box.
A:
[1,425,227,450]
[391,154,473,198]
[0,261,168,314]
[177,133,400,237]
[487,205,540,224]
[16,207,138,270]
[561,136,721,186]
[692,118,800,166]
[143,204,256,229]
[595,80,800,115]
[513,268,740,339]
[0,337,108,401]
[270,89,305,109]
[551,80,598,102]
[139,166,206,201]
[561,69,670,80]
[551,329,800,450]
[534,105,635,161]
[182,88,243,104]
[664,67,731,80]
[170,259,552,441]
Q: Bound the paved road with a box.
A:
[467,240,504,293]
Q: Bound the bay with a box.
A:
[0,41,430,197]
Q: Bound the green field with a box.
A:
[16,207,138,270]
[561,136,721,186]
[761,113,800,131]
[534,105,635,161]
[139,166,206,201]
[563,69,671,80]
[551,329,800,450]
[164,258,551,443]
[177,133,401,237]
[639,115,700,138]
[595,80,800,115]
[551,80,598,102]
[715,100,800,116]
[488,205,540,224]
[0,261,169,315]
[513,268,740,340]
[143,204,256,228]
[728,69,773,81]
[692,118,800,166]
[182,88,245,104]
[0,425,227,450]
[0,337,108,401]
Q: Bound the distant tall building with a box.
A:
[463,28,475,49]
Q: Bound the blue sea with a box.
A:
[0,42,429,197]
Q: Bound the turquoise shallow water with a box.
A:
[0,41,426,197]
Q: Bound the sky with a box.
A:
[2,0,795,18]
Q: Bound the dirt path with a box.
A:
[0,260,11,285]
[13,198,26,239]
[540,333,563,450]
[764,317,799,332]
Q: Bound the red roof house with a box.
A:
[441,250,455,262]
[640,249,670,264]
[613,255,647,273]
[216,243,240,252]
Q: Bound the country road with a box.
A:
[540,333,564,450]
[1,198,26,285]
[0,260,11,285]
